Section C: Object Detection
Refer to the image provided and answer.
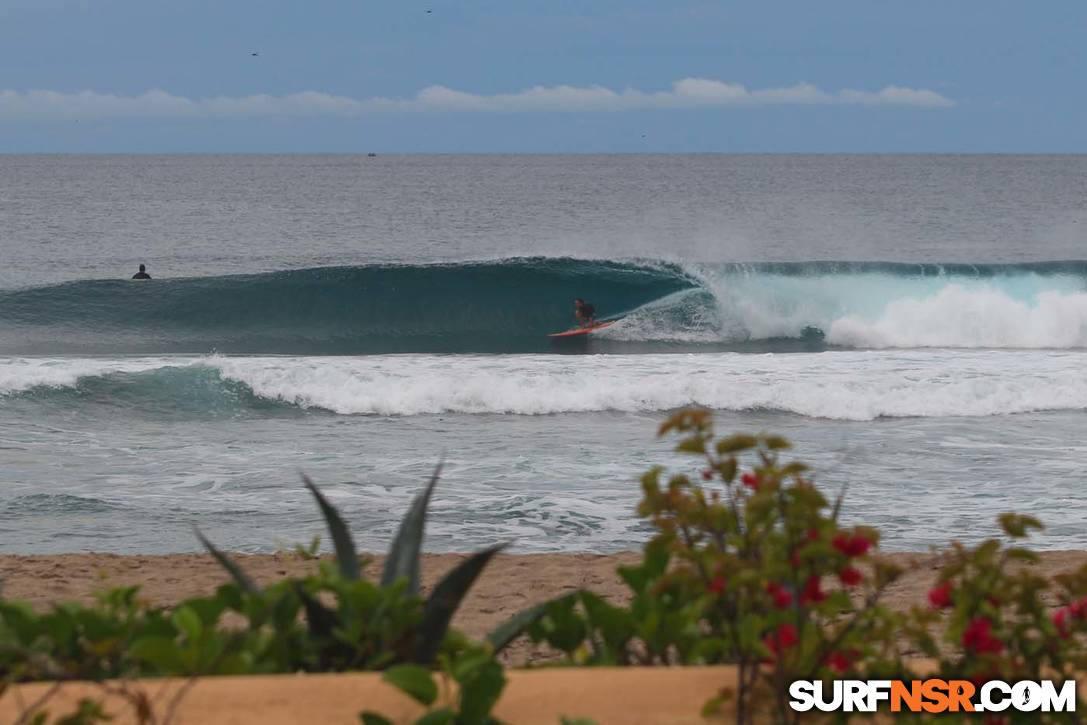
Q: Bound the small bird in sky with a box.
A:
[426,9,432,13]
[251,52,259,57]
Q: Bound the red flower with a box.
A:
[825,650,854,673]
[928,581,954,609]
[1071,597,1087,619]
[764,623,799,656]
[707,575,726,595]
[701,468,714,481]
[740,472,760,489]
[1053,607,1071,637]
[766,581,792,608]
[800,575,825,605]
[806,528,821,542]
[962,617,1003,655]
[832,533,871,558]
[838,567,863,587]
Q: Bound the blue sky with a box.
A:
[1,0,1084,152]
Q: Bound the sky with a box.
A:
[0,0,1084,153]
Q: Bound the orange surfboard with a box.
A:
[548,321,617,338]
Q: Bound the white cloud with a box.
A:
[0,79,954,120]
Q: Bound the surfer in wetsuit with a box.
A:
[574,298,596,327]
[131,264,151,280]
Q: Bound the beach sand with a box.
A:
[2,550,1086,665]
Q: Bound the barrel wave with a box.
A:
[1,257,1086,354]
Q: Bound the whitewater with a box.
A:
[2,154,1086,555]
[3,351,1087,420]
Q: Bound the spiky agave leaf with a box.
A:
[303,474,360,581]
[413,543,508,664]
[293,582,338,640]
[381,461,442,594]
[485,591,580,654]
[195,527,260,596]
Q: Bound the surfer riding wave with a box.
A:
[574,298,596,327]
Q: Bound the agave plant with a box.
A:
[197,463,544,670]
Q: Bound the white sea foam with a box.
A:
[3,351,1086,420]
[828,286,1087,348]
[607,267,1087,349]
[211,352,1087,420]
[0,358,170,394]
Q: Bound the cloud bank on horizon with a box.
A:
[0,79,953,120]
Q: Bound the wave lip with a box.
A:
[4,352,1086,421]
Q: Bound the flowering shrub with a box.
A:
[905,513,1087,722]
[527,409,906,723]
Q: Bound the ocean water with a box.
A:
[1,155,1085,554]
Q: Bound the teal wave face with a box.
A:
[0,365,303,420]
[2,258,1086,354]
[0,258,692,354]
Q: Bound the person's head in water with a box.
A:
[138,264,145,273]
[132,264,151,280]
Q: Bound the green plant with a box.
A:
[1,464,547,724]
[196,467,516,672]
[524,409,905,724]
[904,513,1087,722]
[361,650,506,725]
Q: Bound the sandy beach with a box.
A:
[3,549,1085,665]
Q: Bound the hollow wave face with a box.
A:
[3,352,1086,421]
[1,258,1086,354]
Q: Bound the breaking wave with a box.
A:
[0,258,1085,354]
[3,352,1086,421]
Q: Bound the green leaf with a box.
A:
[382,461,442,594]
[486,591,579,653]
[715,434,758,454]
[303,475,360,581]
[456,657,505,723]
[129,635,186,672]
[172,606,203,640]
[998,512,1043,539]
[763,434,791,450]
[415,709,456,725]
[294,582,338,640]
[195,528,260,596]
[383,664,438,706]
[675,436,706,454]
[717,457,738,482]
[415,544,508,664]
[360,713,395,725]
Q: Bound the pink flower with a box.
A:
[766,582,792,608]
[928,581,954,609]
[1053,607,1071,637]
[800,575,825,605]
[764,623,799,656]
[832,533,871,558]
[838,567,862,587]
[826,650,854,673]
[962,617,1003,655]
